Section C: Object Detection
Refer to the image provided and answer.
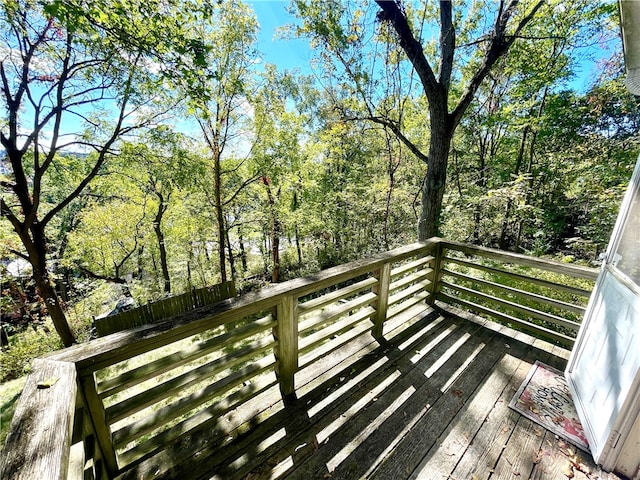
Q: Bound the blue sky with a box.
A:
[248,1,619,94]
[250,1,314,72]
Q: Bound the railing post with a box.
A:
[79,372,119,475]
[273,294,298,405]
[372,262,392,340]
[0,359,77,480]
[428,241,445,305]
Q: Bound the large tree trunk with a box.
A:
[419,98,453,240]
[262,177,282,283]
[374,0,544,241]
[26,223,75,346]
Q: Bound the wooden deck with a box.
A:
[123,303,625,480]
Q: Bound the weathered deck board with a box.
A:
[117,304,626,480]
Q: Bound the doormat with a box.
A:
[509,360,589,453]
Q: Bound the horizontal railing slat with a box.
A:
[441,269,586,315]
[443,256,593,298]
[298,307,375,356]
[105,336,275,424]
[388,279,431,306]
[112,355,276,448]
[298,292,377,335]
[437,292,575,346]
[388,268,433,294]
[390,255,434,278]
[441,281,581,332]
[441,240,598,280]
[298,277,378,314]
[118,374,279,466]
[387,291,431,320]
[98,314,275,398]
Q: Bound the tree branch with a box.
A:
[450,0,545,129]
[78,266,127,284]
[364,115,429,163]
[375,0,440,99]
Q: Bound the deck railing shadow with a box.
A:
[0,238,598,480]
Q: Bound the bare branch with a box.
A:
[364,115,429,163]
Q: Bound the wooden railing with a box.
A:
[0,238,598,480]
[436,240,598,346]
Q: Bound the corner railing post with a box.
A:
[0,359,77,480]
[273,294,298,405]
[372,262,392,340]
[428,239,445,305]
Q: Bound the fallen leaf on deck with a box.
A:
[452,389,464,397]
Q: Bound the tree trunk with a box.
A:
[26,223,75,346]
[225,219,236,280]
[213,143,227,283]
[294,223,302,266]
[238,229,248,272]
[262,177,282,283]
[154,195,171,294]
[419,99,453,240]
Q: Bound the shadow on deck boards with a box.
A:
[122,305,625,480]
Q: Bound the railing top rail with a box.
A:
[48,240,440,373]
[440,239,599,281]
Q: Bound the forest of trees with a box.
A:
[1,0,639,351]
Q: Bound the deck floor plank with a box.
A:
[407,333,531,480]
[447,341,539,480]
[117,305,627,480]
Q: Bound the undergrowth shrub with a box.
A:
[0,328,62,382]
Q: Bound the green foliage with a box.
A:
[0,328,63,382]
[0,0,637,356]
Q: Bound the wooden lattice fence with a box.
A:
[94,282,236,336]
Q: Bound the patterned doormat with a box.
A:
[509,360,590,453]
